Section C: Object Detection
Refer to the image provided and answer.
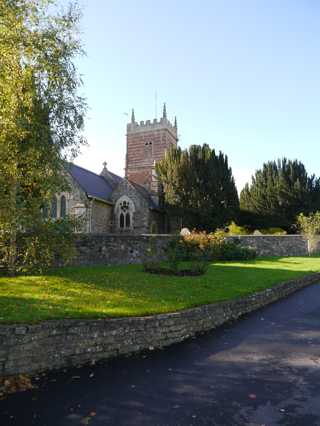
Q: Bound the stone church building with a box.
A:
[53,105,178,234]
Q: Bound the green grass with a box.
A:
[0,257,320,324]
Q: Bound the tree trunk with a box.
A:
[7,181,17,276]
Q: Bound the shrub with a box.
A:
[297,212,320,254]
[143,235,209,276]
[226,221,250,235]
[166,231,257,263]
[0,217,80,274]
[216,241,256,261]
[258,227,287,235]
[143,260,209,277]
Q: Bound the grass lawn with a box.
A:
[0,257,320,324]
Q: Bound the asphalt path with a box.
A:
[1,283,320,426]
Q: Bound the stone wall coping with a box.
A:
[76,233,305,237]
[227,234,305,238]
[76,233,175,238]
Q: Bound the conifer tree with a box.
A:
[156,144,239,231]
[240,158,320,230]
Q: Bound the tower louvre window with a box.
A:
[144,140,153,158]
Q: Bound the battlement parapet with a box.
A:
[127,117,177,136]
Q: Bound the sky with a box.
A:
[68,0,320,191]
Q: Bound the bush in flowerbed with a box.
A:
[143,235,209,276]
[172,230,257,262]
[143,230,256,276]
[215,240,257,261]
[143,260,209,277]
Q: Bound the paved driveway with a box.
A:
[1,283,320,426]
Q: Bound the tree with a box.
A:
[297,212,320,254]
[240,159,320,231]
[0,0,86,274]
[156,144,239,231]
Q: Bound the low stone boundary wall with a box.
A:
[73,234,173,266]
[226,235,308,257]
[72,234,309,266]
[1,273,319,378]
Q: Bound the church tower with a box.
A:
[125,104,178,193]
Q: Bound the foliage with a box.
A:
[0,217,81,274]
[297,212,320,238]
[226,221,250,235]
[0,0,86,274]
[167,231,257,262]
[1,258,320,323]
[258,228,287,235]
[297,212,320,254]
[215,241,257,261]
[156,144,239,231]
[240,158,320,231]
[225,221,286,236]
[143,236,209,276]
[143,260,209,277]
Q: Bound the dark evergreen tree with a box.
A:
[156,144,239,231]
[240,158,320,230]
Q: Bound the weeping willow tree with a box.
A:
[0,0,86,274]
[156,144,239,231]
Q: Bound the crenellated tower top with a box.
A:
[125,104,178,192]
[127,103,178,140]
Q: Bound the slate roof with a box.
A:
[67,163,122,203]
[67,163,160,210]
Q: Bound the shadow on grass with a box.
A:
[0,257,319,323]
[2,283,320,426]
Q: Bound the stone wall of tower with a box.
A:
[125,113,178,191]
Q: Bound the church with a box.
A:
[52,104,178,234]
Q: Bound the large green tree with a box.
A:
[156,144,239,231]
[240,158,320,230]
[0,0,86,274]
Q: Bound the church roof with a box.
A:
[68,163,122,203]
[67,163,160,210]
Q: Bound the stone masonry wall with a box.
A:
[72,234,309,266]
[1,273,319,378]
[73,234,172,266]
[227,235,308,257]
[90,200,112,233]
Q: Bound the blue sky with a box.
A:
[71,0,320,191]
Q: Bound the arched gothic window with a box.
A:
[125,212,131,228]
[115,196,135,231]
[42,202,49,219]
[60,195,67,218]
[120,212,125,229]
[51,196,57,219]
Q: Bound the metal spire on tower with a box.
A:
[131,109,135,123]
[162,103,167,119]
